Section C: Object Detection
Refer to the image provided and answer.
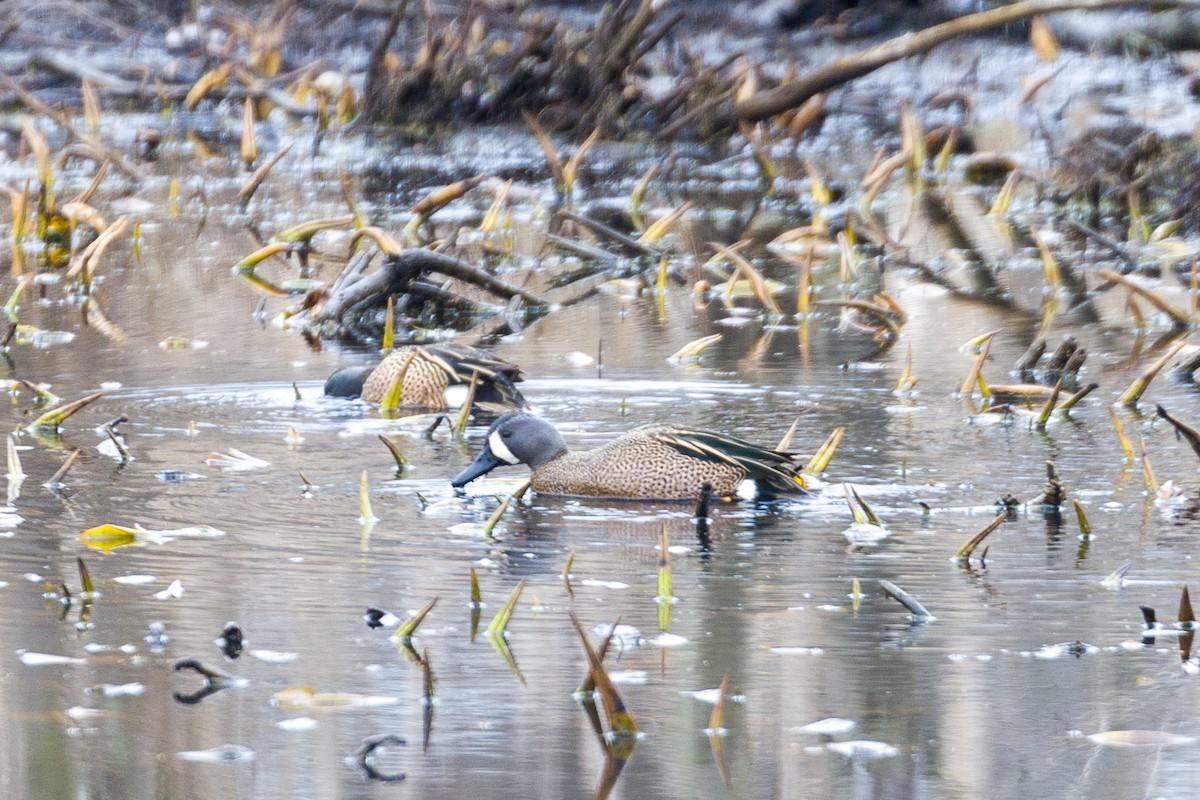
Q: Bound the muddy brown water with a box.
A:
[4,41,1200,800]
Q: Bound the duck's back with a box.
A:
[361,345,525,408]
[361,347,453,406]
[530,426,748,499]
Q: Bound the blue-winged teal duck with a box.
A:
[451,412,807,499]
[324,344,526,410]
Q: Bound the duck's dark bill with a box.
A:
[452,449,504,487]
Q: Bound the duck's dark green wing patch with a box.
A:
[652,429,806,493]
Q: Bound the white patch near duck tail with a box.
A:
[736,479,758,500]
[488,430,520,465]
[443,385,469,409]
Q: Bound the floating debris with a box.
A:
[826,740,900,759]
[348,733,407,783]
[794,718,857,736]
[173,658,245,704]
[592,623,645,651]
[878,579,935,621]
[176,745,256,763]
[1086,731,1197,748]
[1099,566,1128,592]
[154,579,184,600]
[272,686,398,711]
[158,337,208,350]
[667,334,723,365]
[1031,641,1098,659]
[19,651,86,667]
[81,523,226,552]
[204,449,269,470]
[275,718,318,733]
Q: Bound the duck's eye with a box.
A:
[501,429,513,438]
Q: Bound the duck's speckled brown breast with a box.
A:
[361,348,450,407]
[529,427,746,499]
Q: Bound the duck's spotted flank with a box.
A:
[452,412,807,500]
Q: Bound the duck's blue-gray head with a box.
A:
[324,366,374,399]
[451,412,567,487]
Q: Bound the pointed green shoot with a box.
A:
[561,549,576,599]
[359,470,376,523]
[4,278,27,323]
[1102,561,1133,589]
[1139,434,1158,492]
[1034,378,1063,429]
[392,597,437,642]
[27,392,104,432]
[1109,407,1136,460]
[804,426,844,476]
[569,611,638,734]
[960,336,993,397]
[957,512,1006,560]
[897,341,916,392]
[377,435,408,470]
[380,349,418,414]
[1119,340,1187,405]
[77,556,94,595]
[470,567,482,607]
[453,370,479,435]
[657,525,672,604]
[45,449,79,487]
[1072,499,1091,537]
[6,435,21,480]
[844,485,884,526]
[481,495,511,538]
[1180,586,1195,625]
[709,671,730,732]
[486,579,525,639]
[19,380,59,406]
[382,296,395,353]
[274,216,354,244]
[775,417,800,453]
[1058,382,1098,412]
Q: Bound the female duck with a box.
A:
[452,412,807,500]
[325,344,526,410]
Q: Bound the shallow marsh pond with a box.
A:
[6,46,1200,800]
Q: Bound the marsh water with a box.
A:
[6,42,1200,800]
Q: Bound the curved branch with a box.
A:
[731,0,1200,125]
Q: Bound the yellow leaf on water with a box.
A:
[1030,16,1059,62]
[80,524,141,551]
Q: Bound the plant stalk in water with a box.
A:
[486,579,525,639]
[392,598,437,642]
[956,512,1005,560]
